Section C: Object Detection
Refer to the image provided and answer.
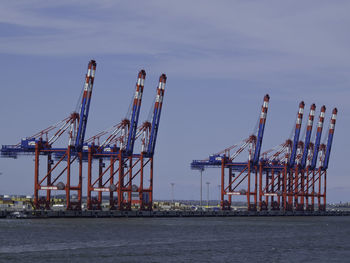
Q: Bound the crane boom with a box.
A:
[310,105,326,169]
[252,94,270,165]
[322,108,337,170]
[75,60,96,150]
[125,70,146,155]
[289,101,305,167]
[146,74,167,157]
[300,104,316,168]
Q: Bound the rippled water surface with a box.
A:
[0,216,350,262]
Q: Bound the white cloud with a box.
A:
[1,1,349,62]
[0,0,348,101]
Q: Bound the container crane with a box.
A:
[85,70,146,210]
[297,104,316,210]
[258,102,305,211]
[84,72,166,211]
[1,60,97,210]
[314,108,338,211]
[302,105,326,210]
[131,74,167,210]
[191,94,270,210]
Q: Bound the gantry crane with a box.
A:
[1,60,97,210]
[297,104,316,210]
[314,108,337,210]
[85,72,166,211]
[191,94,270,210]
[133,73,167,210]
[85,70,146,210]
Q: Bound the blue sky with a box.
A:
[0,1,349,202]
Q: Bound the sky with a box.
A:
[0,0,349,202]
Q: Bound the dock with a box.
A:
[1,209,350,219]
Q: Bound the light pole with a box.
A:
[0,172,2,195]
[170,183,175,206]
[206,182,210,209]
[199,168,204,209]
[218,184,221,206]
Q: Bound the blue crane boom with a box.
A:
[322,108,337,170]
[289,101,305,167]
[146,74,167,157]
[300,104,316,168]
[310,105,326,169]
[252,94,270,165]
[125,70,146,156]
[75,60,96,151]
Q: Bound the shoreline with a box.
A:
[1,209,350,219]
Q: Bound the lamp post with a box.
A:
[206,182,210,210]
[218,184,221,206]
[199,168,204,209]
[170,183,175,207]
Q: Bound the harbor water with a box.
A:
[0,216,350,262]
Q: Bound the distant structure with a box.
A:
[191,95,337,212]
[1,60,166,211]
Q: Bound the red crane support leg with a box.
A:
[247,162,251,210]
[265,169,269,206]
[78,152,83,208]
[87,147,92,210]
[128,156,132,209]
[139,153,144,210]
[66,146,71,210]
[271,170,275,208]
[294,168,298,209]
[110,155,115,209]
[322,171,327,211]
[149,157,154,209]
[318,168,322,210]
[259,165,263,210]
[312,170,315,210]
[283,165,287,211]
[118,152,123,210]
[300,168,305,210]
[46,153,52,209]
[34,143,40,209]
[221,159,225,210]
[98,159,103,206]
[287,171,293,211]
[309,170,313,211]
[228,168,232,207]
[277,172,281,208]
[254,167,258,210]
[305,170,309,210]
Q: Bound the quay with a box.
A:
[1,209,350,219]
